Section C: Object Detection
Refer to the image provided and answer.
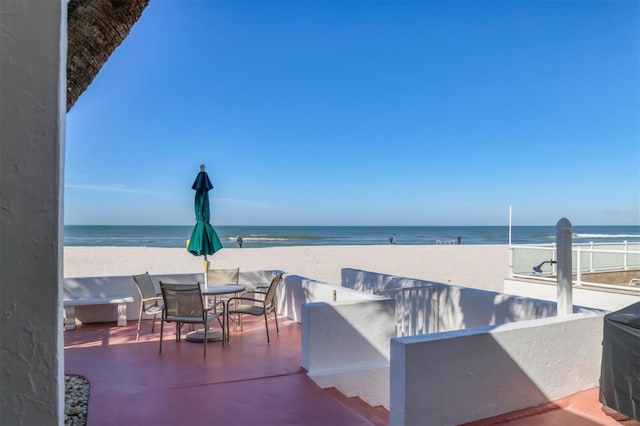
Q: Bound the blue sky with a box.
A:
[65,0,640,226]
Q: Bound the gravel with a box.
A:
[65,375,89,426]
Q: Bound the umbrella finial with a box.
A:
[200,164,206,172]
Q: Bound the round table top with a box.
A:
[200,284,245,295]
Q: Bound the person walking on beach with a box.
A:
[236,236,243,248]
[389,234,395,245]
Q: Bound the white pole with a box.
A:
[508,205,512,247]
[508,205,513,276]
[576,247,582,286]
[203,255,209,287]
[556,218,573,316]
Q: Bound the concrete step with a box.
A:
[324,386,390,426]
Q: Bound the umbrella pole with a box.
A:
[203,255,210,287]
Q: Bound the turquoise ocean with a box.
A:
[64,225,640,248]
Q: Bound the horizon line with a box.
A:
[63,223,639,227]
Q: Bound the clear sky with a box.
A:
[65,0,640,227]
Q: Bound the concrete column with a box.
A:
[556,218,573,316]
[0,1,66,424]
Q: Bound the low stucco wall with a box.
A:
[64,269,376,326]
[278,273,395,408]
[63,271,275,324]
[342,268,597,335]
[390,312,605,426]
[278,274,382,322]
[301,299,396,408]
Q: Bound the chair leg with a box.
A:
[229,300,240,332]
[159,319,164,354]
[221,313,225,346]
[137,307,144,341]
[273,309,279,334]
[151,314,157,333]
[203,323,207,358]
[273,296,279,334]
[264,310,270,344]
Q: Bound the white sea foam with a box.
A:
[573,233,640,239]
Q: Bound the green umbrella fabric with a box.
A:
[187,170,223,256]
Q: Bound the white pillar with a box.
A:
[556,218,573,316]
[0,1,66,424]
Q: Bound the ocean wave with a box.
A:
[63,225,640,248]
[226,234,327,241]
[573,233,640,239]
[66,236,187,241]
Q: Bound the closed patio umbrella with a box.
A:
[187,165,222,273]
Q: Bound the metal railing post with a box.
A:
[508,246,514,277]
[589,241,594,272]
[576,247,582,286]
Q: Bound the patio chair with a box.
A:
[159,282,224,357]
[206,267,240,303]
[225,272,284,344]
[207,268,240,286]
[207,267,241,323]
[132,272,163,341]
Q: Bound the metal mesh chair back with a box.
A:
[160,283,204,321]
[133,272,157,299]
[207,268,239,285]
[225,272,283,344]
[264,273,284,308]
[132,272,163,340]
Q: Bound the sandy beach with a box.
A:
[64,244,510,292]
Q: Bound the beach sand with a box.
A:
[64,244,510,292]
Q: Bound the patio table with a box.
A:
[186,284,245,343]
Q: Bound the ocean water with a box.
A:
[63,225,640,248]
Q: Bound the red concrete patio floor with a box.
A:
[464,387,640,426]
[65,317,638,426]
[64,316,389,426]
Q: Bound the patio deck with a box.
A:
[64,316,389,426]
[65,316,638,426]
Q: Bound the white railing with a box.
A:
[510,241,640,284]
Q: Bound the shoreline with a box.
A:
[65,244,510,293]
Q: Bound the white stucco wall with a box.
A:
[301,299,396,372]
[62,270,375,324]
[301,299,396,408]
[0,1,66,424]
[390,313,605,426]
[342,268,599,336]
[278,273,382,322]
[63,271,276,324]
[504,278,640,312]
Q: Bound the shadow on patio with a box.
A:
[64,316,389,426]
